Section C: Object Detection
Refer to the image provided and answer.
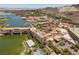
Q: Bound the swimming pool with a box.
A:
[34,50,42,55]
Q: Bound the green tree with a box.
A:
[61,48,71,55]
[75,43,79,49]
[48,41,61,54]
[70,45,76,49]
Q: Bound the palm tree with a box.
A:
[53,15,63,27]
[53,19,59,26]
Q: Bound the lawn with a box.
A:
[33,38,44,48]
[48,41,61,54]
[0,34,31,55]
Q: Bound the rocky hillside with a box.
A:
[58,5,79,24]
[58,5,79,13]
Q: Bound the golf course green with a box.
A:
[0,34,31,55]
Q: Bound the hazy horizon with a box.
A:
[0,4,71,9]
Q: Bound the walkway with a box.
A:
[0,27,30,30]
[20,41,27,55]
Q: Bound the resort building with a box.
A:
[30,27,53,45]
[30,24,76,45]
[68,28,79,42]
[26,16,51,26]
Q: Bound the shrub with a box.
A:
[70,45,76,49]
[48,41,61,54]
[39,44,44,48]
[63,48,69,52]
[61,48,71,55]
[60,42,65,46]
[75,43,79,49]
[74,48,78,52]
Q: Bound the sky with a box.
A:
[0,4,71,8]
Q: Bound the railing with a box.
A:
[6,27,30,29]
[0,27,30,34]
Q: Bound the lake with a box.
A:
[0,12,30,27]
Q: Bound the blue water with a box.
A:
[34,50,42,55]
[0,12,30,27]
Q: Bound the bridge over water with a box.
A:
[0,27,30,34]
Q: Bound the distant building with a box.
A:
[27,15,48,21]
